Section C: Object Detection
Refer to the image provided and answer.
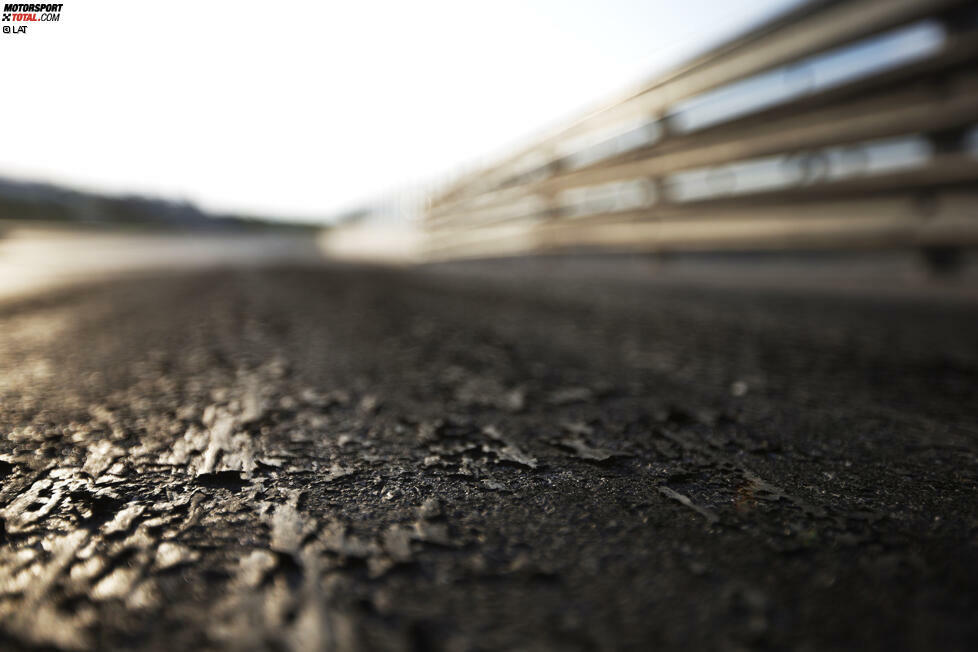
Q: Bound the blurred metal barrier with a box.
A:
[422,0,978,260]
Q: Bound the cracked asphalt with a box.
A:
[0,262,976,651]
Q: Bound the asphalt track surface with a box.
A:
[0,262,976,651]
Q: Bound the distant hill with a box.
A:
[0,176,320,231]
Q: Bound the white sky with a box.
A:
[0,0,800,222]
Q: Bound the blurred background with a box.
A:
[2,0,977,296]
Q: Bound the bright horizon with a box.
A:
[0,0,800,222]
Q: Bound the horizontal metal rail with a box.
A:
[425,190,978,260]
[423,0,978,260]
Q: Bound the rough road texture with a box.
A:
[0,264,976,651]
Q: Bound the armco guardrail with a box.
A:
[423,0,978,260]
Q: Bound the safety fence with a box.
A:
[422,0,978,260]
